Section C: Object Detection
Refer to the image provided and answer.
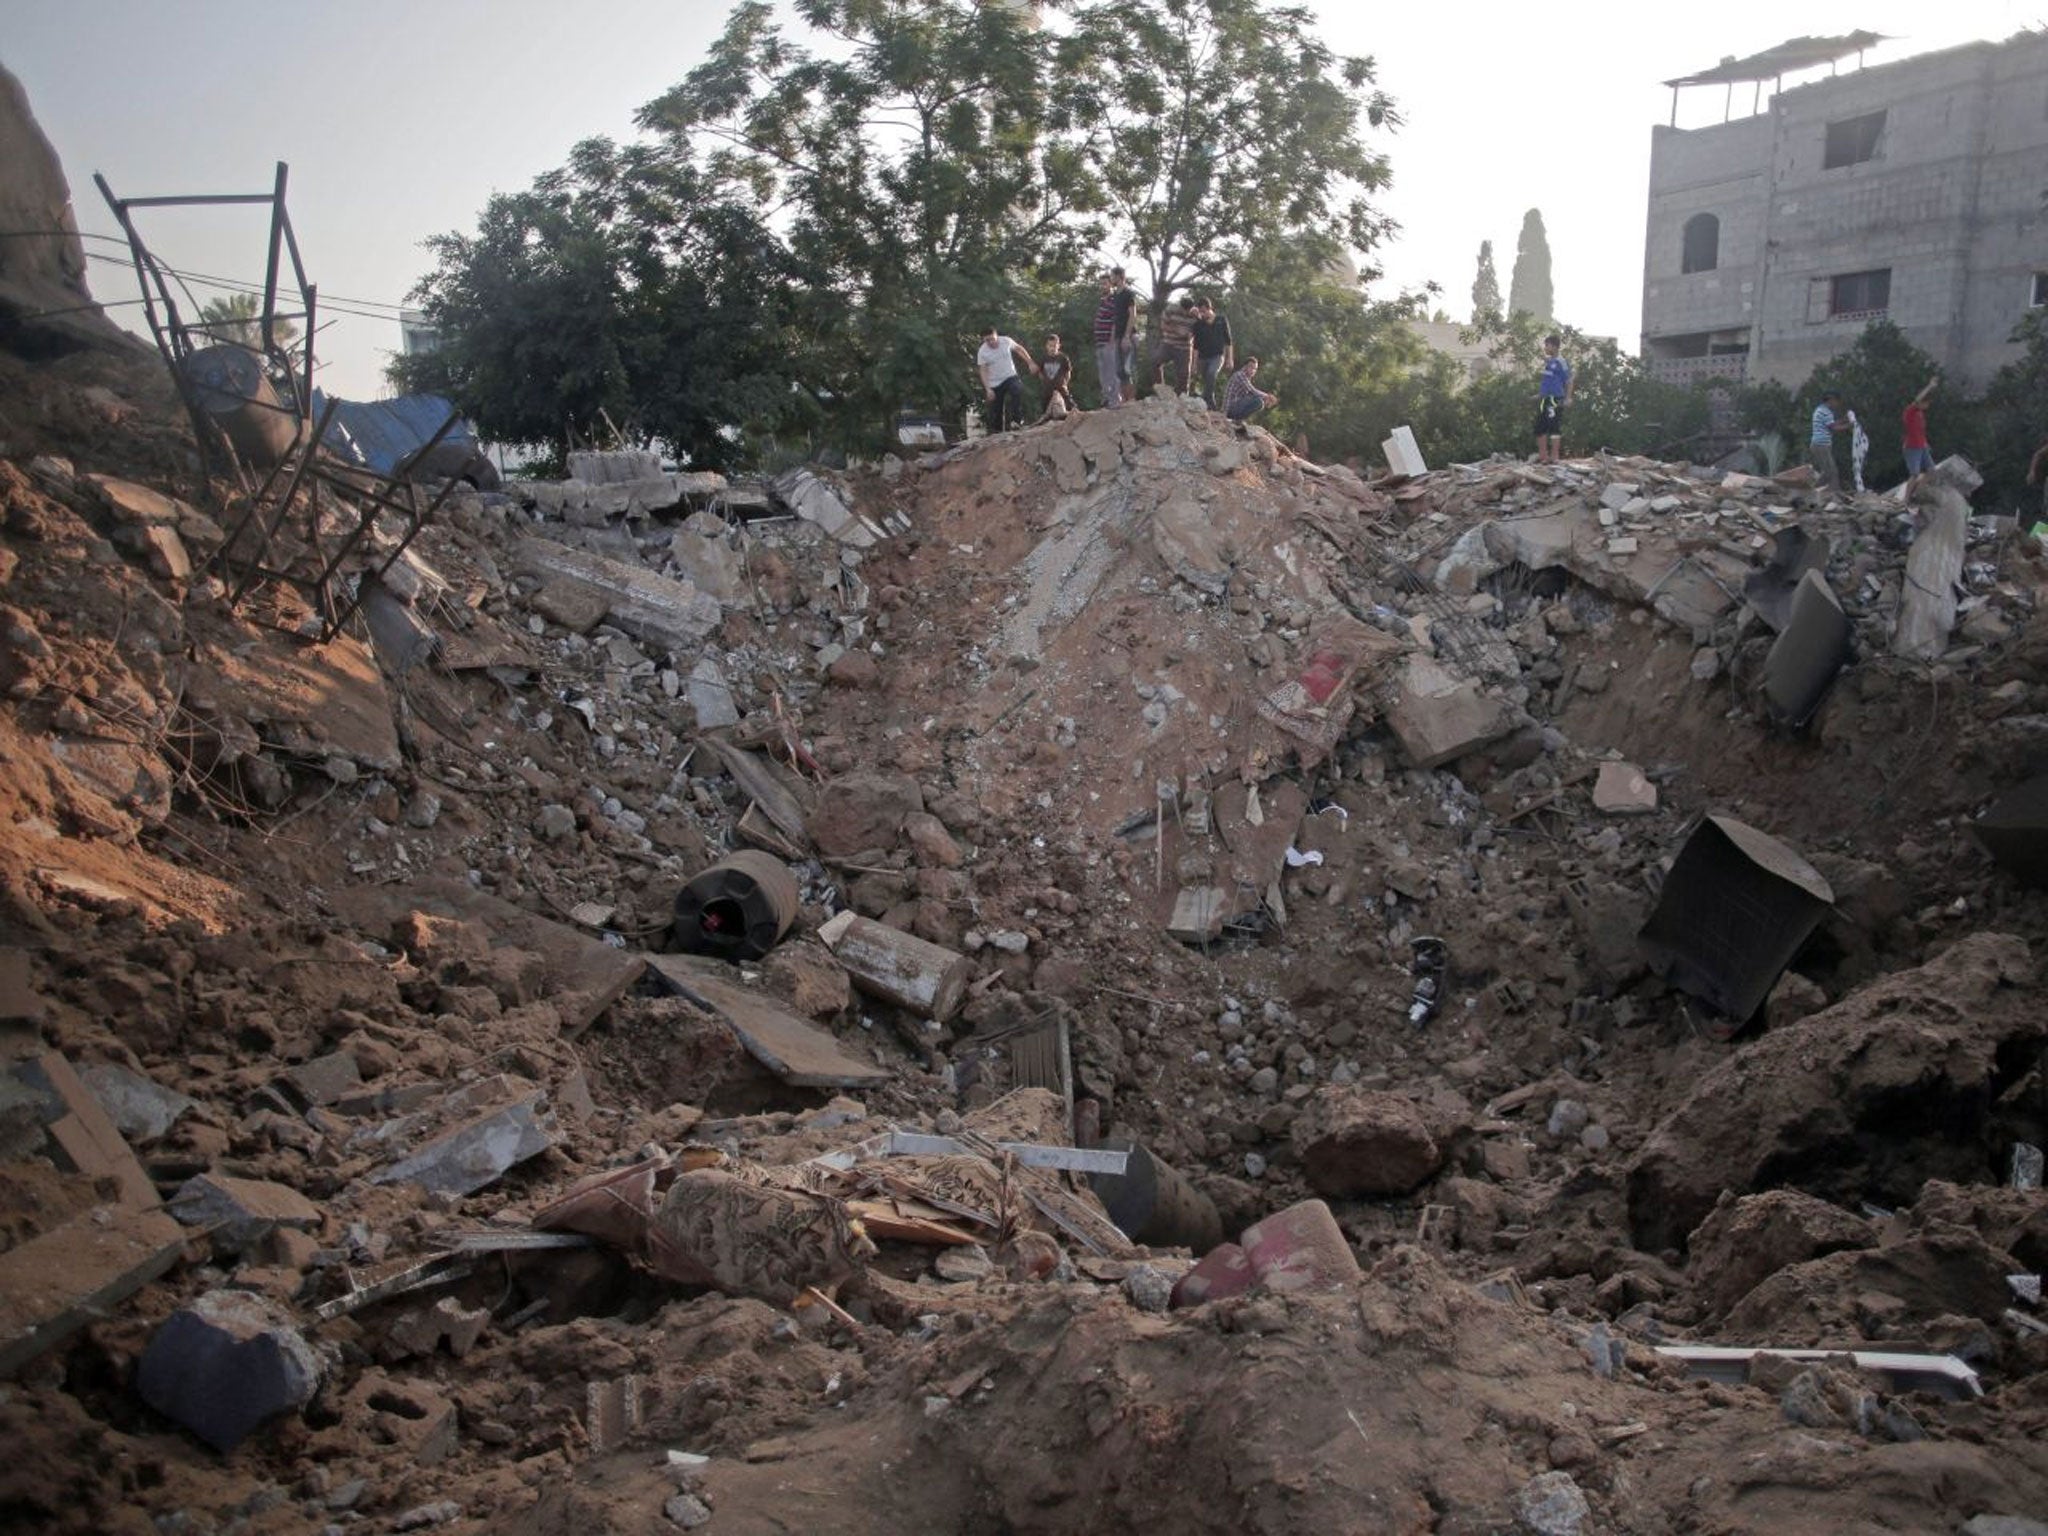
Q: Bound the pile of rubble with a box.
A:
[2,314,2048,1536]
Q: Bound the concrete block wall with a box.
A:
[1641,117,1773,345]
[1642,32,2048,389]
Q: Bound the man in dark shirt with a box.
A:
[1191,297,1234,409]
[1110,268,1138,403]
[1037,333,1079,421]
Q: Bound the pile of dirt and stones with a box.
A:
[3,282,2048,1533]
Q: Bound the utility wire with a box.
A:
[0,229,418,316]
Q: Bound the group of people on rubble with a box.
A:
[972,266,1276,433]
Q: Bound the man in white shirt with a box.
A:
[976,327,1037,432]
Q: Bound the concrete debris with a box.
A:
[0,1206,188,1375]
[513,537,723,653]
[137,1290,321,1451]
[373,1091,559,1198]
[1383,655,1515,769]
[1515,1470,1590,1535]
[169,1172,322,1257]
[3,266,2048,1533]
[80,1062,195,1143]
[1591,760,1657,814]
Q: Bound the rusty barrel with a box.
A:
[1089,1139,1222,1252]
[672,851,799,961]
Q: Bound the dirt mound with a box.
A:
[1627,932,2042,1253]
[6,289,2048,1536]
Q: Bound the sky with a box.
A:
[5,1,2039,399]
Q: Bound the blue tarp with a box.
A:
[312,390,479,476]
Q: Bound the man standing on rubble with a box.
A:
[1533,333,1572,464]
[1191,296,1234,408]
[1901,379,1937,502]
[1111,268,1139,403]
[1091,272,1122,409]
[1155,294,1198,396]
[1223,356,1276,424]
[977,326,1037,433]
[1809,390,1850,496]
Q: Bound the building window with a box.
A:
[1681,213,1719,275]
[1830,268,1891,317]
[2033,272,2048,308]
[1823,110,1886,168]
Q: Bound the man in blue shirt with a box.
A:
[1534,334,1571,463]
[1809,391,1849,496]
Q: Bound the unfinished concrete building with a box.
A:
[1641,30,2048,389]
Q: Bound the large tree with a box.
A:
[394,137,805,470]
[639,0,1098,448]
[1470,239,1501,322]
[1507,207,1552,320]
[1064,0,1398,334]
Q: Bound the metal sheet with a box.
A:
[880,1131,1127,1175]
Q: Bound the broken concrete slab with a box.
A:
[0,1205,188,1376]
[649,953,891,1090]
[1167,886,1228,944]
[1150,491,1231,595]
[686,657,740,729]
[137,1290,321,1452]
[373,1092,558,1198]
[81,1062,194,1143]
[283,1050,363,1109]
[668,516,748,603]
[1893,487,1969,661]
[170,1173,322,1257]
[196,630,402,773]
[15,1051,156,1207]
[1383,655,1516,770]
[566,449,664,485]
[512,538,722,654]
[529,576,611,633]
[772,469,877,548]
[1592,761,1657,815]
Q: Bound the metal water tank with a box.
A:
[180,344,301,466]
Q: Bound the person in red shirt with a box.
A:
[1901,377,1937,502]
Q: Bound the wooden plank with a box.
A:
[847,1199,980,1247]
[700,739,813,853]
[328,879,644,1037]
[22,1052,156,1207]
[647,955,890,1090]
[0,1207,187,1376]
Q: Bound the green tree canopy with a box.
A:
[1064,0,1398,333]
[1507,208,1552,321]
[1470,239,1500,322]
[196,291,297,350]
[393,137,806,471]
